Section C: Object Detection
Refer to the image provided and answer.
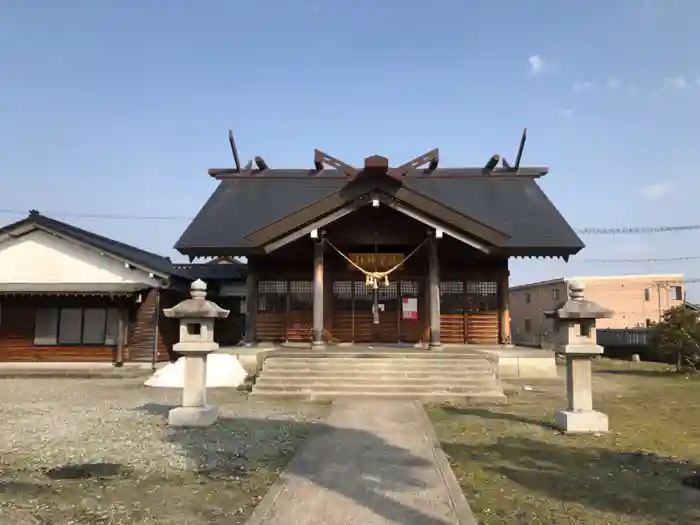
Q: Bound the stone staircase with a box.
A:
[249,351,506,403]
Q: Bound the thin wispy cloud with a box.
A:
[665,76,689,90]
[528,55,546,75]
[573,81,595,92]
[606,77,621,90]
[639,181,673,201]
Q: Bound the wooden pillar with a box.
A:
[498,267,512,345]
[428,235,442,349]
[323,257,333,342]
[245,268,258,346]
[312,240,325,347]
[114,306,126,367]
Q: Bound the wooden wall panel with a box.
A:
[331,311,353,343]
[256,313,285,342]
[286,310,312,342]
[155,289,180,362]
[399,318,421,343]
[213,297,245,347]
[376,311,399,343]
[466,312,499,344]
[353,312,374,343]
[0,297,117,362]
[440,314,466,344]
[129,289,160,363]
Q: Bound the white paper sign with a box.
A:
[402,298,418,320]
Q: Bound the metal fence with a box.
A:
[596,328,649,348]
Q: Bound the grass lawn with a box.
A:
[428,360,700,525]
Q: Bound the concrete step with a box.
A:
[265,356,492,364]
[258,370,496,380]
[262,360,494,371]
[261,367,496,378]
[248,390,507,404]
[253,354,505,403]
[267,352,492,360]
[255,377,497,388]
[251,383,499,394]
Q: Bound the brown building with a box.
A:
[174,141,584,347]
[0,212,246,364]
[509,274,685,347]
[0,211,184,363]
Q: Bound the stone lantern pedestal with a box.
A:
[545,281,613,434]
[163,279,229,428]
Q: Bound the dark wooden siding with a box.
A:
[128,288,180,363]
[0,296,120,362]
[213,296,245,347]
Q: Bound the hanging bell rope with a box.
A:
[324,237,430,288]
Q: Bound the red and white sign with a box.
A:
[402,297,418,320]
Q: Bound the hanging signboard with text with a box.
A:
[402,297,418,320]
[347,253,405,272]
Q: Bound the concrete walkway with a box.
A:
[245,400,476,525]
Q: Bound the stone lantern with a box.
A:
[163,279,229,427]
[544,280,613,434]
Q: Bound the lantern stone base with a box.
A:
[555,409,608,434]
[168,405,219,428]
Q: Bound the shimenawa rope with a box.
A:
[323,237,430,288]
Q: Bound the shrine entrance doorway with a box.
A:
[331,280,422,344]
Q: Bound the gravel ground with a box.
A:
[0,376,330,525]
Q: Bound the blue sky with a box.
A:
[2,1,700,291]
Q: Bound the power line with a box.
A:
[0,209,190,221]
[583,255,700,263]
[576,225,700,235]
[1,206,700,234]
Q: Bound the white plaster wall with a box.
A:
[0,229,160,285]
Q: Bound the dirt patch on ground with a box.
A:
[0,377,330,524]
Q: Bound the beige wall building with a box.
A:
[509,274,684,347]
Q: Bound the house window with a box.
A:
[646,318,652,327]
[525,293,531,304]
[34,307,120,346]
[670,286,683,301]
[553,288,560,301]
[524,319,532,333]
[644,288,650,301]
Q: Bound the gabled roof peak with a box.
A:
[0,211,176,278]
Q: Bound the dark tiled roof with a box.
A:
[402,177,581,251]
[173,261,247,281]
[0,282,149,294]
[176,171,344,251]
[0,212,176,277]
[174,169,584,256]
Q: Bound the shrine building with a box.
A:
[175,131,584,348]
